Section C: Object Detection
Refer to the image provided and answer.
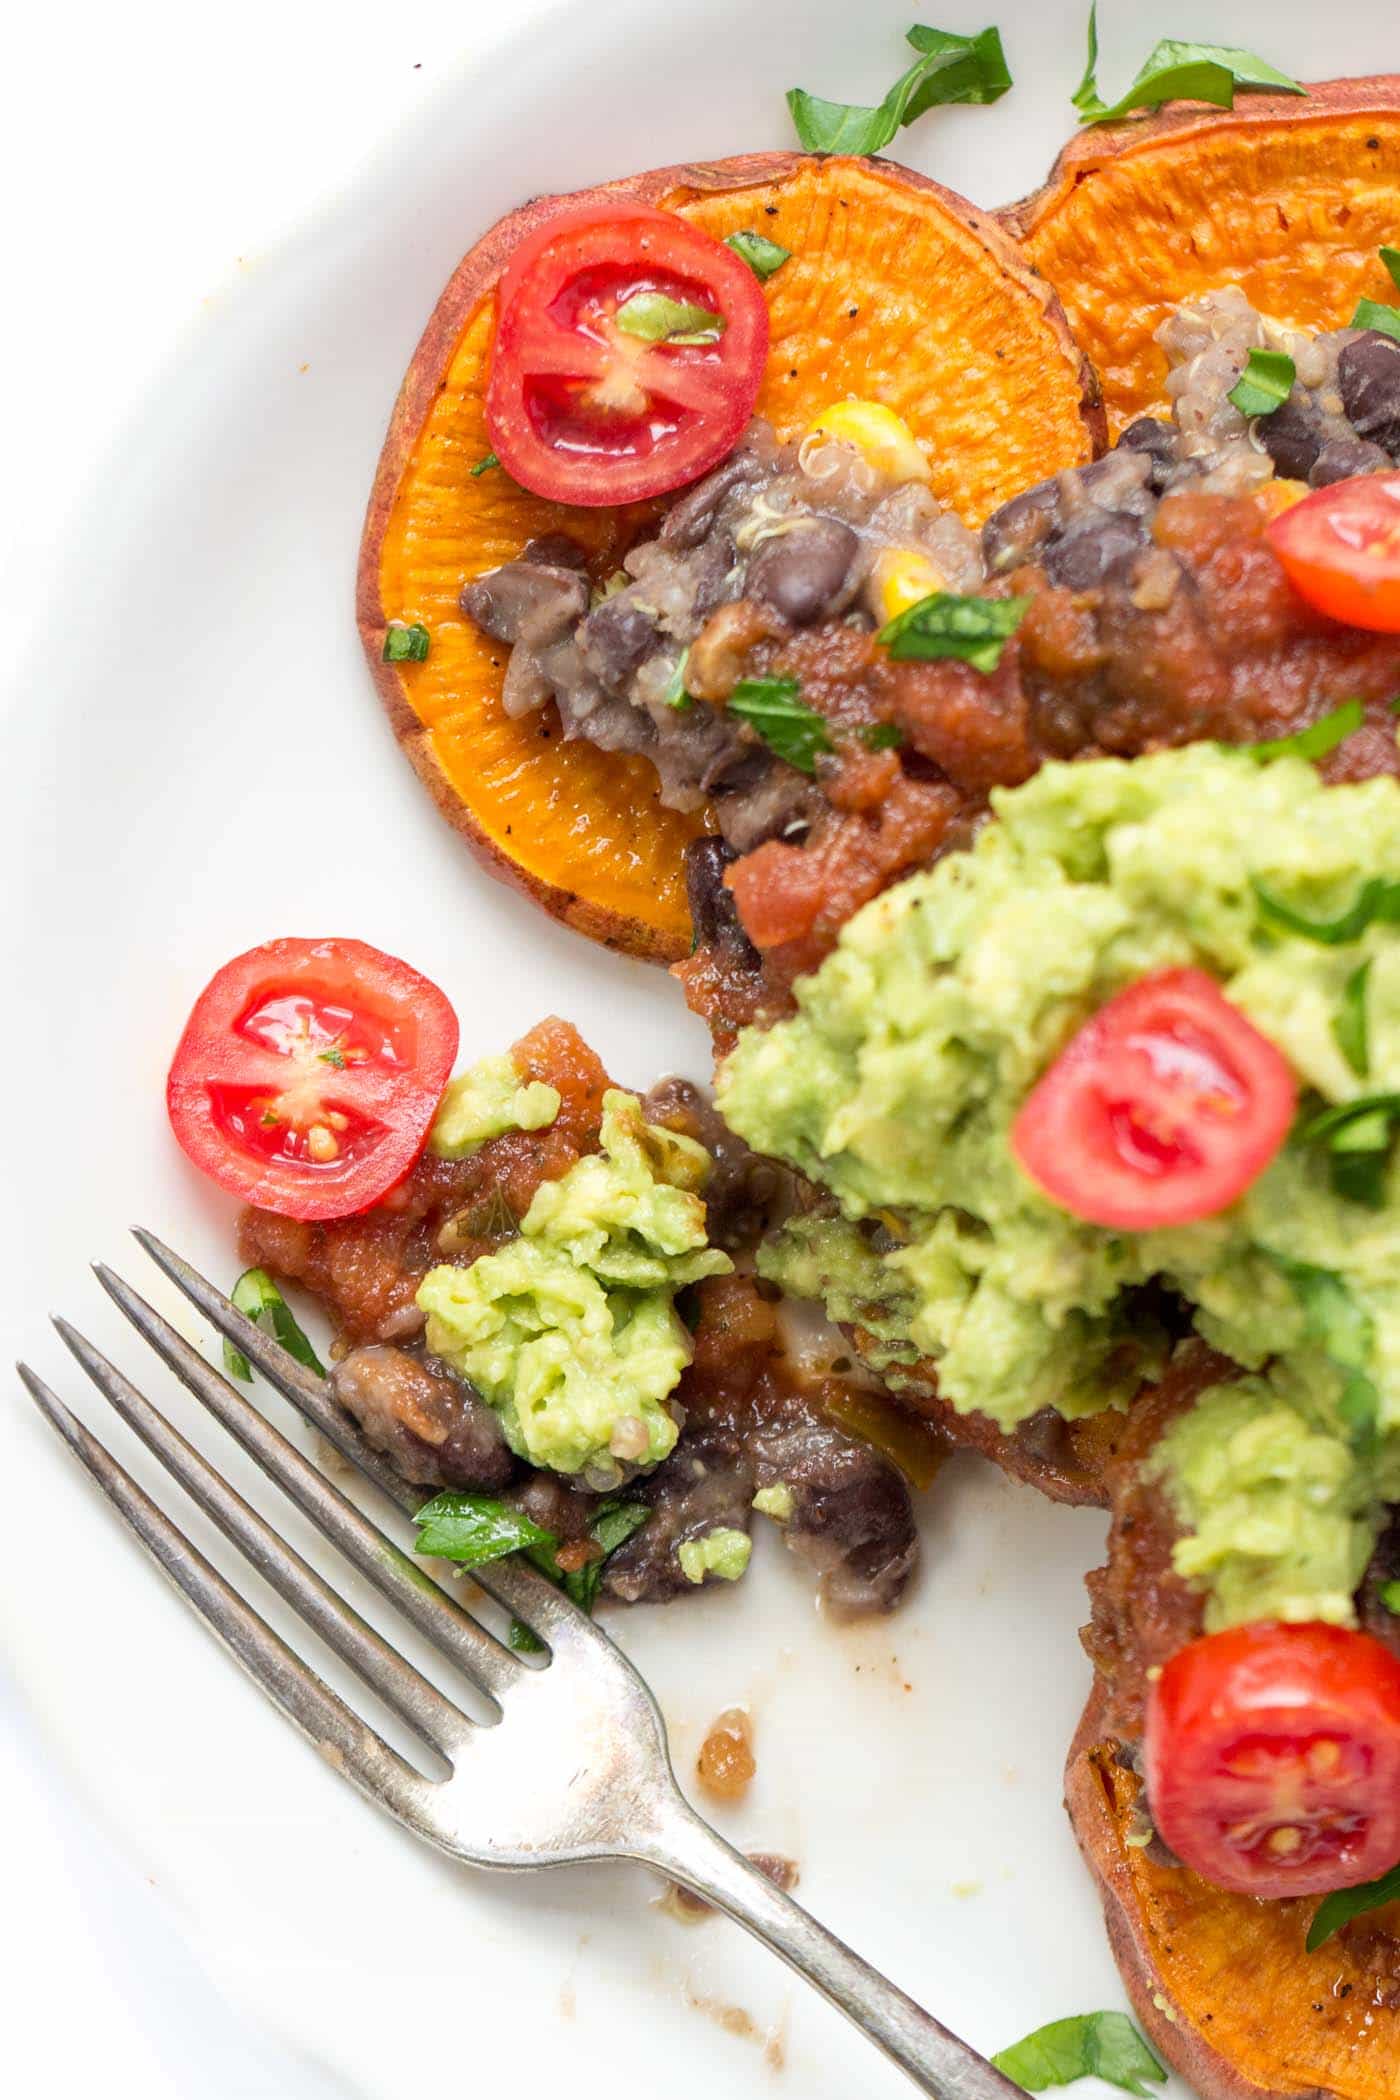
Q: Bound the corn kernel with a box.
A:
[871,547,946,624]
[804,399,930,483]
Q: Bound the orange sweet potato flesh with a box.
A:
[359,152,1104,963]
[1067,1689,1400,2100]
[1005,78,1400,433]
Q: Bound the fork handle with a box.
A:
[640,1799,1022,2100]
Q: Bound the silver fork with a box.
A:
[21,1230,1020,2100]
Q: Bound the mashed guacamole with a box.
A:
[418,1090,730,1479]
[718,743,1400,1627]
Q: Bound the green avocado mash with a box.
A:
[677,1529,753,1585]
[430,1052,561,1157]
[718,743,1400,1628]
[418,1090,730,1478]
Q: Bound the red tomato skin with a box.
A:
[485,203,770,507]
[1146,1623,1400,1899]
[1011,969,1296,1231]
[1267,472,1400,632]
[167,938,458,1222]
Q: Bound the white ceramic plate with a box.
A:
[4,3,1394,2093]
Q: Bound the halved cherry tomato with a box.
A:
[1146,1622,1400,1899]
[166,938,458,1221]
[1267,471,1400,631]
[485,202,769,507]
[1011,969,1296,1230]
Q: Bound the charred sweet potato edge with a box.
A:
[358,150,1104,964]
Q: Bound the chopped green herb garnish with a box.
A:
[412,1491,650,1619]
[860,721,904,751]
[1380,1580,1400,1616]
[1350,298,1400,343]
[508,1617,545,1653]
[878,591,1030,674]
[614,292,724,345]
[992,2010,1166,2096]
[787,22,1011,156]
[1246,698,1364,765]
[259,1109,280,1129]
[1299,1093,1400,1149]
[470,451,500,478]
[1253,874,1400,945]
[222,1268,327,1385]
[1228,348,1296,419]
[1334,960,1373,1078]
[664,649,694,711]
[727,677,833,775]
[1072,3,1302,126]
[1307,1861,1400,1951]
[725,230,791,282]
[383,620,431,663]
[1299,1090,1400,1211]
[413,1493,558,1566]
[317,1045,346,1069]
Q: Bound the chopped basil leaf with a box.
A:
[615,292,724,345]
[1247,698,1364,765]
[383,620,431,663]
[1307,1861,1400,1951]
[664,648,694,711]
[413,1492,558,1566]
[1334,960,1374,1078]
[787,22,1011,156]
[1299,1093,1400,1149]
[1072,4,1303,126]
[1268,1252,1380,1450]
[1228,348,1295,419]
[992,2010,1166,2096]
[317,1045,346,1069]
[508,1617,545,1653]
[725,230,791,282]
[469,451,500,478]
[879,591,1030,673]
[1380,1580,1400,1615]
[1350,296,1400,343]
[727,677,833,775]
[1253,874,1400,945]
[1300,1091,1400,1212]
[222,1268,327,1385]
[562,1499,650,1612]
[860,721,904,751]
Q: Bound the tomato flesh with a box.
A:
[1011,969,1296,1230]
[486,203,770,507]
[1146,1623,1400,1898]
[167,938,458,1220]
[1267,471,1400,631]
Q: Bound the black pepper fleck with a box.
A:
[848,306,858,318]
[1368,136,1381,149]
[764,203,779,217]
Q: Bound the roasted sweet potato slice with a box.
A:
[1007,78,1400,430]
[359,153,1103,963]
[1068,1689,1400,2100]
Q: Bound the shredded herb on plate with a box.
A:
[1228,348,1295,419]
[1253,874,1400,946]
[992,2009,1166,2096]
[470,451,500,478]
[860,721,904,751]
[222,1268,327,1384]
[614,292,724,344]
[1351,246,1400,338]
[1245,698,1364,765]
[412,1490,651,1621]
[1334,959,1373,1079]
[1071,3,1302,127]
[787,22,1011,156]
[1267,1251,1381,1452]
[1299,1091,1400,1212]
[1307,1860,1400,1951]
[878,591,1030,673]
[664,648,694,711]
[383,620,431,663]
[725,230,791,281]
[726,676,833,775]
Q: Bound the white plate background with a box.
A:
[3,3,1392,2093]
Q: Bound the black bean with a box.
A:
[520,532,589,570]
[684,836,760,963]
[1116,417,1179,490]
[576,594,657,687]
[459,561,587,646]
[746,517,858,624]
[1042,515,1147,590]
[981,478,1062,573]
[1258,394,1325,481]
[1310,433,1394,486]
[1339,330,1400,457]
[659,448,766,548]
